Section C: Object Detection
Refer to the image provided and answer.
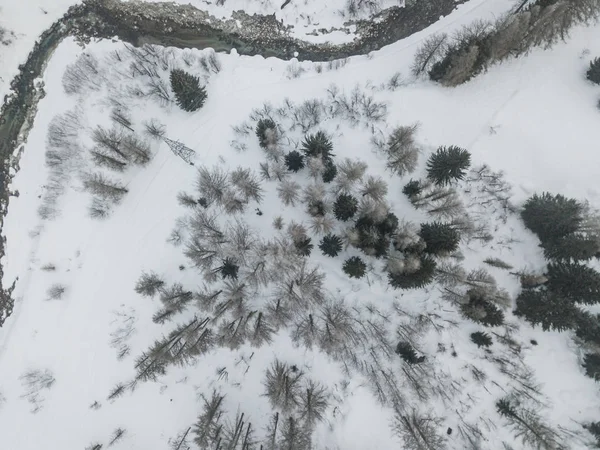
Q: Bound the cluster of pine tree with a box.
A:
[517,191,600,379]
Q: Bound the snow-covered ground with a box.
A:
[1,0,600,449]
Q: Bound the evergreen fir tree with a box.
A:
[426,146,471,186]
[322,160,337,183]
[395,341,425,364]
[343,256,367,279]
[294,237,314,257]
[403,179,423,199]
[220,257,239,280]
[546,262,600,305]
[377,213,399,236]
[583,353,600,380]
[301,131,334,162]
[587,57,600,85]
[470,331,493,348]
[542,234,599,261]
[575,312,600,346]
[584,422,600,447]
[521,192,583,243]
[514,288,580,331]
[333,194,358,221]
[388,256,436,289]
[319,234,343,257]
[461,290,504,327]
[256,118,277,149]
[419,222,460,255]
[285,151,305,172]
[170,69,207,112]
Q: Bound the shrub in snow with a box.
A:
[319,234,343,257]
[460,290,504,327]
[294,237,314,257]
[322,160,337,183]
[301,131,334,163]
[387,256,436,290]
[263,359,303,412]
[46,284,66,300]
[470,331,492,348]
[170,69,207,112]
[521,192,583,243]
[134,272,165,297]
[285,150,305,172]
[343,256,366,279]
[426,146,471,186]
[333,193,358,221]
[108,428,127,447]
[395,341,425,364]
[587,57,600,84]
[546,262,600,305]
[514,288,579,331]
[419,222,460,255]
[385,124,420,176]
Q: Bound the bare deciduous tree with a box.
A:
[264,359,304,412]
[411,33,449,77]
[83,172,128,203]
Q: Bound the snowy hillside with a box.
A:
[1,0,600,449]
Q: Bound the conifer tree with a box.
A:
[542,233,599,261]
[333,193,358,222]
[263,360,303,412]
[256,118,278,150]
[587,57,600,85]
[135,272,165,297]
[496,397,563,450]
[301,131,334,162]
[294,237,314,257]
[343,256,367,279]
[285,151,305,172]
[521,192,583,243]
[419,222,460,255]
[388,256,436,289]
[322,160,337,183]
[219,257,239,280]
[470,331,493,348]
[170,69,207,112]
[546,262,600,305]
[193,390,226,448]
[461,289,504,327]
[403,179,423,199]
[395,341,425,364]
[583,353,600,380]
[514,288,580,331]
[575,312,600,346]
[426,146,471,186]
[319,234,343,257]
